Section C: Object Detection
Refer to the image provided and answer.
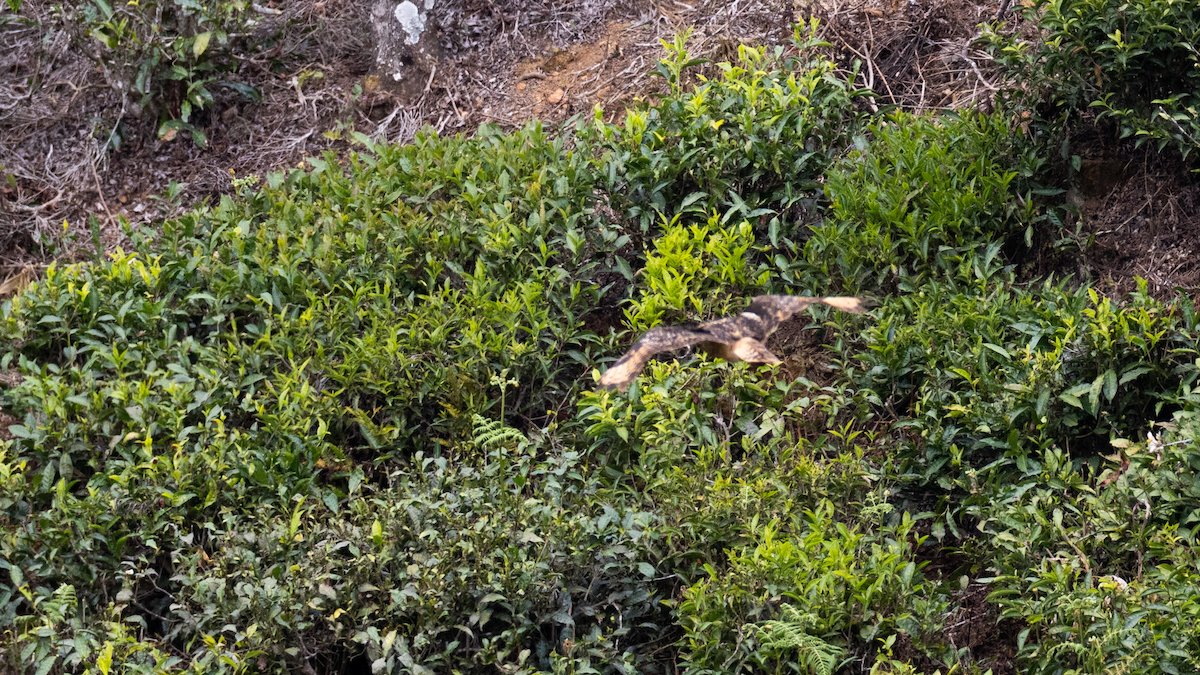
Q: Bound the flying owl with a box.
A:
[598,295,867,391]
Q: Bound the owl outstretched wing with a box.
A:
[729,337,782,364]
[598,296,867,391]
[598,326,715,391]
[747,295,867,336]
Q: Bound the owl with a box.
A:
[598,295,867,391]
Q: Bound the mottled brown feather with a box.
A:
[597,326,717,390]
[597,295,866,391]
[729,337,781,364]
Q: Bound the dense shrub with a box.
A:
[987,0,1200,162]
[60,0,261,146]
[679,505,947,674]
[856,280,1193,484]
[0,120,631,672]
[584,21,866,237]
[975,415,1200,673]
[5,15,1200,675]
[796,111,1040,295]
[0,37,886,672]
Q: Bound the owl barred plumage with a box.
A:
[597,296,867,391]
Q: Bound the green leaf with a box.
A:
[1035,389,1051,418]
[679,191,707,210]
[638,562,656,578]
[96,643,114,675]
[350,131,376,151]
[1088,372,1105,413]
[193,31,211,58]
[1119,365,1151,385]
[983,343,1011,360]
[1102,368,1117,401]
[35,656,56,675]
[91,0,112,19]
[1059,392,1083,410]
[289,497,306,538]
[613,256,633,281]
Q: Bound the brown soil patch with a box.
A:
[1079,149,1200,301]
[804,0,1016,113]
[0,369,21,389]
[510,21,641,123]
[0,412,16,442]
[769,316,842,388]
[942,583,1022,675]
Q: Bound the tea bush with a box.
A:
[856,280,1191,486]
[584,21,867,237]
[975,415,1200,673]
[621,212,769,333]
[797,111,1041,295]
[5,16,1200,675]
[167,431,671,674]
[62,0,261,146]
[986,0,1200,162]
[0,120,636,672]
[0,37,898,672]
[679,505,948,674]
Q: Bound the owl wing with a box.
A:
[598,326,715,391]
[729,337,782,364]
[750,295,867,335]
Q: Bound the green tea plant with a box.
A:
[0,117,638,671]
[856,279,1189,487]
[678,503,948,673]
[976,420,1200,674]
[583,20,866,236]
[622,212,767,332]
[985,0,1200,162]
[11,15,1200,673]
[796,111,1039,295]
[165,437,670,674]
[64,0,259,146]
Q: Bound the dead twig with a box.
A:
[91,161,114,227]
[864,17,898,104]
[958,48,999,92]
[424,64,437,93]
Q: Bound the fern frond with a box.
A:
[756,605,843,675]
[471,414,525,450]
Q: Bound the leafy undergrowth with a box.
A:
[3,16,1200,675]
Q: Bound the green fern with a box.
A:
[471,414,525,450]
[15,584,77,628]
[756,605,843,675]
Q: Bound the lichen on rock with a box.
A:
[393,1,425,45]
